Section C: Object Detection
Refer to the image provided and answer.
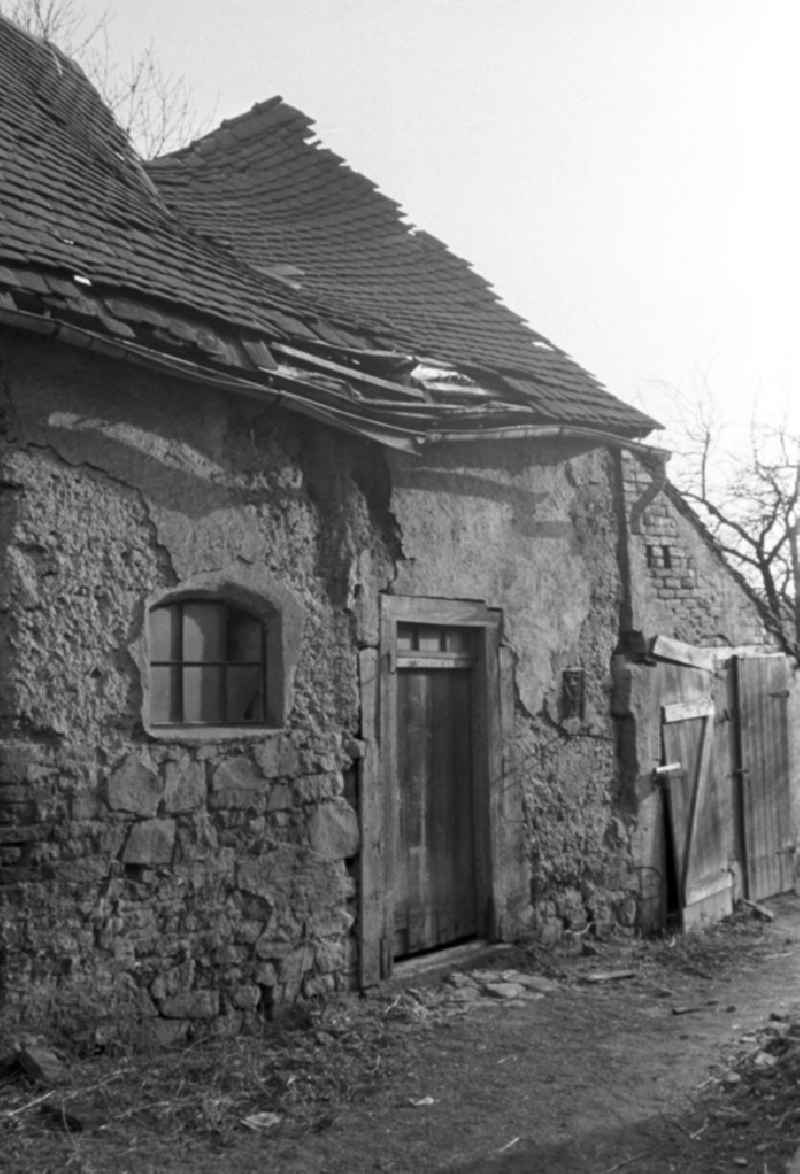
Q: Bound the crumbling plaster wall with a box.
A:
[0,333,660,1036]
[0,333,396,1039]
[388,441,640,941]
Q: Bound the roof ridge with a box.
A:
[150,96,314,165]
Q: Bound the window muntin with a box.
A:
[149,600,266,725]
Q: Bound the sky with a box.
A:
[74,0,800,454]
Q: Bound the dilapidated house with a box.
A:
[0,18,795,1039]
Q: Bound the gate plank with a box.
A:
[651,636,716,672]
[662,705,733,931]
[736,655,793,900]
[662,700,713,724]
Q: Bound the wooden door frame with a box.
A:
[358,595,503,984]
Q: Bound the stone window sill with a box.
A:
[146,725,282,743]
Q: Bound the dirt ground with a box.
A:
[4,897,800,1173]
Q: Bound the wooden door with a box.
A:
[661,698,733,931]
[735,655,793,900]
[393,623,477,957]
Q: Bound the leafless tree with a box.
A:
[0,0,206,156]
[658,384,800,654]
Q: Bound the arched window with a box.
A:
[149,599,266,726]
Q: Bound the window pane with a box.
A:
[228,608,263,662]
[183,603,225,662]
[443,629,470,652]
[396,624,415,652]
[417,627,443,651]
[226,666,264,723]
[183,666,223,723]
[151,665,180,723]
[150,605,178,661]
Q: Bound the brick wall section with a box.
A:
[621,452,775,648]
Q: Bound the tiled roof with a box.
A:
[0,16,658,445]
[148,101,654,434]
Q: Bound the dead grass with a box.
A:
[2,906,799,1172]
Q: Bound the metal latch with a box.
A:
[653,762,682,779]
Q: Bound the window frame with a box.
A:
[149,598,268,728]
[138,567,305,743]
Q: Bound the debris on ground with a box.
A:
[742,898,775,921]
[0,904,798,1172]
[583,969,637,984]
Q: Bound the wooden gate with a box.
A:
[393,623,477,956]
[734,655,794,900]
[661,695,732,931]
[646,638,794,932]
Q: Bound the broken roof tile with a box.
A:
[0,14,658,441]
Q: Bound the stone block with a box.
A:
[280,944,314,1001]
[306,909,354,939]
[267,784,291,812]
[122,819,175,865]
[159,989,219,1019]
[70,791,99,820]
[150,960,195,1002]
[108,756,161,817]
[293,773,340,803]
[254,735,299,778]
[237,843,296,900]
[176,812,219,862]
[254,961,277,987]
[308,797,359,860]
[210,757,265,809]
[253,736,280,778]
[315,939,346,974]
[150,1019,191,1046]
[231,983,261,1010]
[255,930,294,960]
[164,760,206,813]
[303,974,335,998]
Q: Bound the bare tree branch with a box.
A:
[0,0,209,155]
[674,403,800,656]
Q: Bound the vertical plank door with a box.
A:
[735,655,793,900]
[662,700,732,931]
[394,627,477,957]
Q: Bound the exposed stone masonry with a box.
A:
[1,337,778,1039]
[622,454,774,649]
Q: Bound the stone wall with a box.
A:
[1,333,734,1035]
[0,334,391,1038]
